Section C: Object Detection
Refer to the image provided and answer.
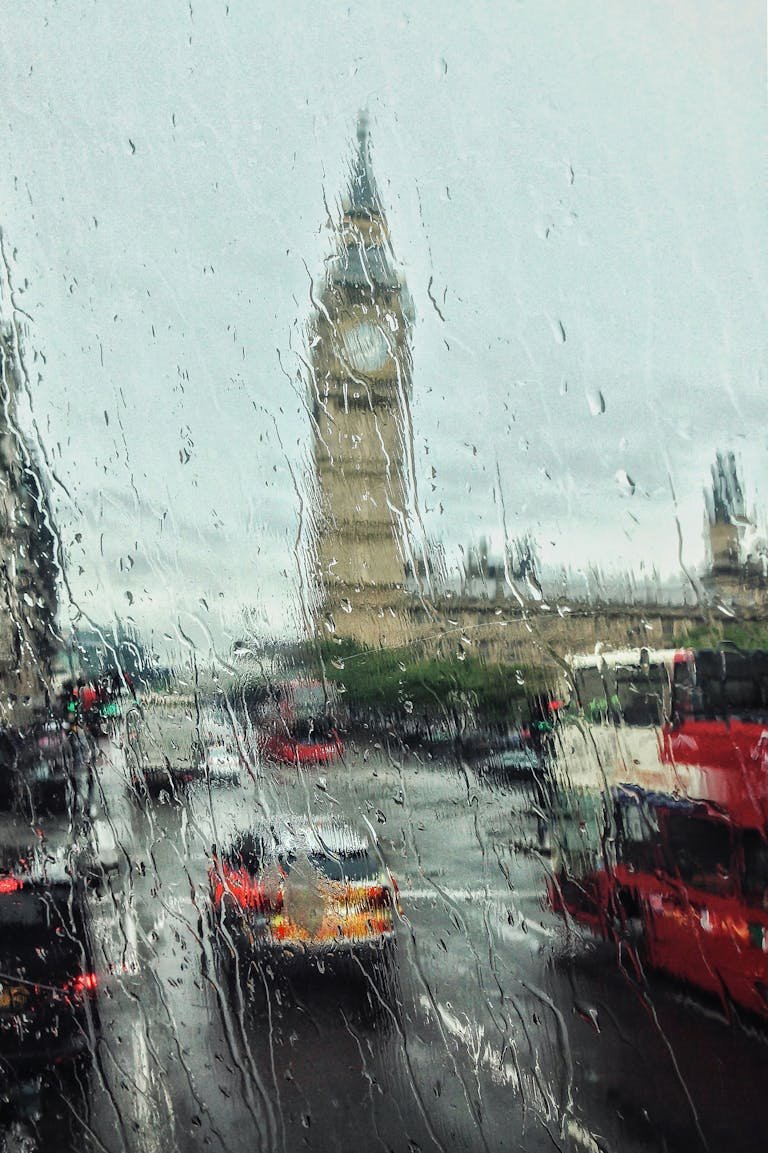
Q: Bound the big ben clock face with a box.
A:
[341,321,390,372]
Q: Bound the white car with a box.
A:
[209,817,400,979]
[201,744,243,785]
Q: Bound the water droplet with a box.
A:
[586,390,606,415]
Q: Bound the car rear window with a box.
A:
[306,851,379,883]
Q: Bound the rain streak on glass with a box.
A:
[0,3,764,1152]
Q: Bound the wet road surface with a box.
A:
[3,718,768,1153]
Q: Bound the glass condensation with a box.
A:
[0,3,763,1151]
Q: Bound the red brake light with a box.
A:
[366,885,392,909]
[70,972,98,996]
[213,864,283,913]
[0,876,21,894]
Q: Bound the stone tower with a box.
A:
[705,451,746,597]
[308,117,415,647]
[0,319,58,723]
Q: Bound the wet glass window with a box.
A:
[0,4,764,1151]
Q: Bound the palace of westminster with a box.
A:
[306,116,768,667]
[0,116,765,723]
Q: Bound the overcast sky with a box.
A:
[0,0,764,657]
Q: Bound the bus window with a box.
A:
[615,664,667,727]
[742,829,768,909]
[571,650,675,727]
[664,813,733,895]
[616,799,659,873]
[676,649,768,721]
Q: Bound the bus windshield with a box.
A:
[571,650,672,727]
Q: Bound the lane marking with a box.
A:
[419,996,604,1153]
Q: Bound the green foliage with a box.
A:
[315,637,550,720]
[673,622,768,652]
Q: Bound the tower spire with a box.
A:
[346,110,380,216]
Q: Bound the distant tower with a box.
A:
[308,116,415,647]
[706,451,746,579]
[0,320,58,722]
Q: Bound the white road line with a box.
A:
[419,996,603,1153]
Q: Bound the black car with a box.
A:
[0,839,100,1067]
[0,725,92,818]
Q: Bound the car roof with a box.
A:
[233,817,372,859]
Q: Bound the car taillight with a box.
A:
[69,973,98,997]
[387,872,403,915]
[0,876,21,894]
[212,865,283,913]
[366,885,392,909]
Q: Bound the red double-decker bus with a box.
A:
[549,648,768,1020]
[663,648,768,826]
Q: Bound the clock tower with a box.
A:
[309,116,415,647]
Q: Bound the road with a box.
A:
[3,716,768,1153]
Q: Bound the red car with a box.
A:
[262,731,343,765]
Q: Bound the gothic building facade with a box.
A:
[306,124,767,664]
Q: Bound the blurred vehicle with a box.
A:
[194,704,251,784]
[0,831,100,1066]
[124,706,202,797]
[665,648,768,795]
[209,818,399,976]
[262,728,343,766]
[198,742,244,785]
[479,746,547,779]
[0,724,92,818]
[550,784,768,1021]
[59,673,128,739]
[568,647,676,728]
[549,648,768,1021]
[547,646,678,809]
[259,680,343,765]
